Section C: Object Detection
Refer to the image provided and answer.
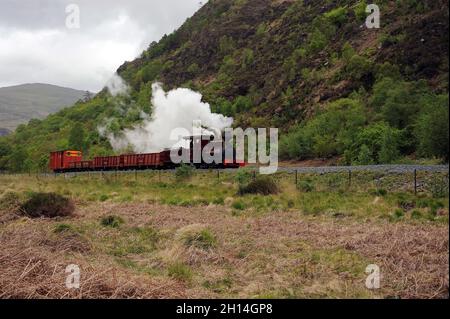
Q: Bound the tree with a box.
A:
[356,144,373,165]
[0,140,11,171]
[346,122,402,164]
[68,125,86,151]
[83,91,94,102]
[279,98,366,160]
[310,98,366,157]
[38,155,49,172]
[8,147,28,172]
[378,128,400,163]
[371,77,422,129]
[415,94,449,160]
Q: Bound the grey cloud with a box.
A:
[0,0,203,91]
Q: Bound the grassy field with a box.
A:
[0,170,448,299]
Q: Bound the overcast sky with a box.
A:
[0,0,204,92]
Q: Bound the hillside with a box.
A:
[0,0,448,172]
[0,83,88,132]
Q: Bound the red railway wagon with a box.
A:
[91,150,173,170]
[49,151,83,172]
[93,156,120,169]
[121,151,172,169]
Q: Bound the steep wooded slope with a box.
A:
[0,0,448,171]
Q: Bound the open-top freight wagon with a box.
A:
[49,136,245,173]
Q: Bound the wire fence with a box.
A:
[1,167,448,197]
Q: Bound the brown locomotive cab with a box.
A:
[49,150,83,172]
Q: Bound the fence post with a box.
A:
[348,170,352,188]
[217,170,220,182]
[414,169,417,195]
[295,170,298,186]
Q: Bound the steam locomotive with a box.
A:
[49,136,245,173]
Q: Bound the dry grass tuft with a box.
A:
[0,222,186,299]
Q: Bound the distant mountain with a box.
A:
[0,128,10,136]
[0,83,88,132]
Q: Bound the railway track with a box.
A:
[3,164,446,177]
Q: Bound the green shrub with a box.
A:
[168,262,192,281]
[416,198,431,208]
[212,197,225,205]
[429,200,445,215]
[238,176,279,195]
[219,35,235,55]
[391,209,405,221]
[307,29,328,53]
[344,54,372,80]
[99,194,109,202]
[175,164,194,182]
[233,95,252,113]
[235,168,255,186]
[375,188,388,196]
[232,200,245,210]
[410,210,423,220]
[241,48,254,68]
[324,7,348,25]
[187,63,200,75]
[354,1,368,21]
[20,193,74,218]
[101,215,124,228]
[183,229,217,249]
[297,180,314,193]
[130,226,159,249]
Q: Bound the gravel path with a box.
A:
[276,164,449,174]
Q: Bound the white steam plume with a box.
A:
[106,83,233,153]
[105,73,129,96]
